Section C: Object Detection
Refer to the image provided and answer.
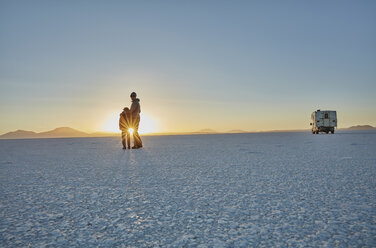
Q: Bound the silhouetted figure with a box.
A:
[130,92,143,149]
[119,107,131,149]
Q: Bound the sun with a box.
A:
[138,114,158,134]
[101,112,158,134]
[128,128,134,135]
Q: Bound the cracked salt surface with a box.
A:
[0,131,375,247]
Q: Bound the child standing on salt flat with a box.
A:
[119,107,131,149]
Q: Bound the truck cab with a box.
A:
[310,110,337,134]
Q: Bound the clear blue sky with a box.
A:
[1,0,375,133]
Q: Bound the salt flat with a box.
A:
[0,132,375,247]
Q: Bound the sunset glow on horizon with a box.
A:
[1,1,375,135]
[101,112,159,134]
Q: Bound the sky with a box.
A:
[1,0,375,134]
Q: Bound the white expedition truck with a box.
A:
[310,110,337,134]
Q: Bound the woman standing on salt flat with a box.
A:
[129,92,143,149]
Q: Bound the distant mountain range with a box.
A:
[344,125,376,130]
[0,125,375,139]
[0,127,117,140]
[195,128,217,134]
[1,130,39,139]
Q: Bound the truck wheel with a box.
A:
[326,131,329,134]
[331,130,334,134]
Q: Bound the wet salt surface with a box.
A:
[0,132,375,247]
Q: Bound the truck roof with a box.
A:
[314,110,336,112]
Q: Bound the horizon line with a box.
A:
[1,125,375,140]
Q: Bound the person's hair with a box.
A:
[125,110,130,114]
[123,107,130,113]
[130,92,137,97]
